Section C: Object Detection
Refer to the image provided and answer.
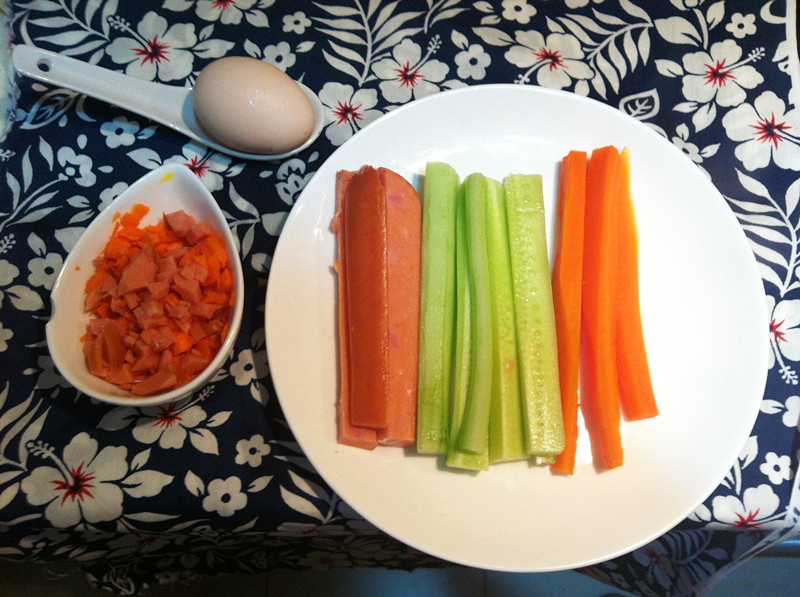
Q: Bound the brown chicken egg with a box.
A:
[193,56,315,156]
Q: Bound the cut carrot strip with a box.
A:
[550,150,588,476]
[377,167,421,447]
[615,148,658,420]
[581,146,624,470]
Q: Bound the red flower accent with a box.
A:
[154,404,183,428]
[752,113,792,149]
[213,0,236,8]
[534,48,565,71]
[733,508,761,529]
[52,463,96,505]
[134,35,170,66]
[771,318,787,343]
[185,155,211,178]
[333,100,363,124]
[394,61,423,87]
[643,545,659,561]
[704,59,736,87]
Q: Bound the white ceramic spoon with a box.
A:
[12,44,325,161]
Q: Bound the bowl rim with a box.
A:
[46,163,245,407]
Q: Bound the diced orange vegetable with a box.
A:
[120,203,150,227]
[81,207,236,396]
[550,150,587,476]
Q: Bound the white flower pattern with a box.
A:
[132,403,208,449]
[2,1,800,595]
[680,40,763,108]
[105,11,198,82]
[722,91,800,171]
[318,82,382,146]
[202,477,247,517]
[195,0,256,26]
[21,439,127,527]
[235,434,270,467]
[504,31,593,89]
[100,116,142,148]
[373,38,449,104]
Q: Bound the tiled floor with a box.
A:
[2,554,800,596]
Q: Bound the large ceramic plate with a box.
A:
[265,85,769,571]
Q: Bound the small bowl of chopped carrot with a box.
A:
[47,164,245,406]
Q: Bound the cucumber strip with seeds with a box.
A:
[504,174,565,457]
[485,177,527,464]
[455,173,494,455]
[446,180,488,471]
[416,162,459,454]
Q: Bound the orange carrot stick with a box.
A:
[581,146,624,470]
[550,150,587,475]
[615,148,658,421]
[377,167,421,447]
[332,170,378,449]
[341,166,390,429]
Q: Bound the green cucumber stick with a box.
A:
[417,162,459,454]
[455,173,494,455]
[504,174,565,457]
[485,178,527,464]
[446,179,488,471]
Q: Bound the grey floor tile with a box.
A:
[0,559,108,597]
[707,556,800,596]
[486,569,635,597]
[487,556,800,596]
[4,555,800,596]
[266,566,484,597]
[0,558,268,597]
[143,571,268,597]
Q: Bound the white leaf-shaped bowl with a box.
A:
[47,164,244,406]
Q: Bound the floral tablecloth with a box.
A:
[1,1,799,595]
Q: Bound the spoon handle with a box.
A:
[13,45,191,134]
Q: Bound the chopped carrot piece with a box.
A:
[100,320,127,368]
[81,206,236,396]
[550,150,588,476]
[120,203,150,227]
[172,331,195,355]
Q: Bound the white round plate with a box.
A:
[265,85,769,571]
